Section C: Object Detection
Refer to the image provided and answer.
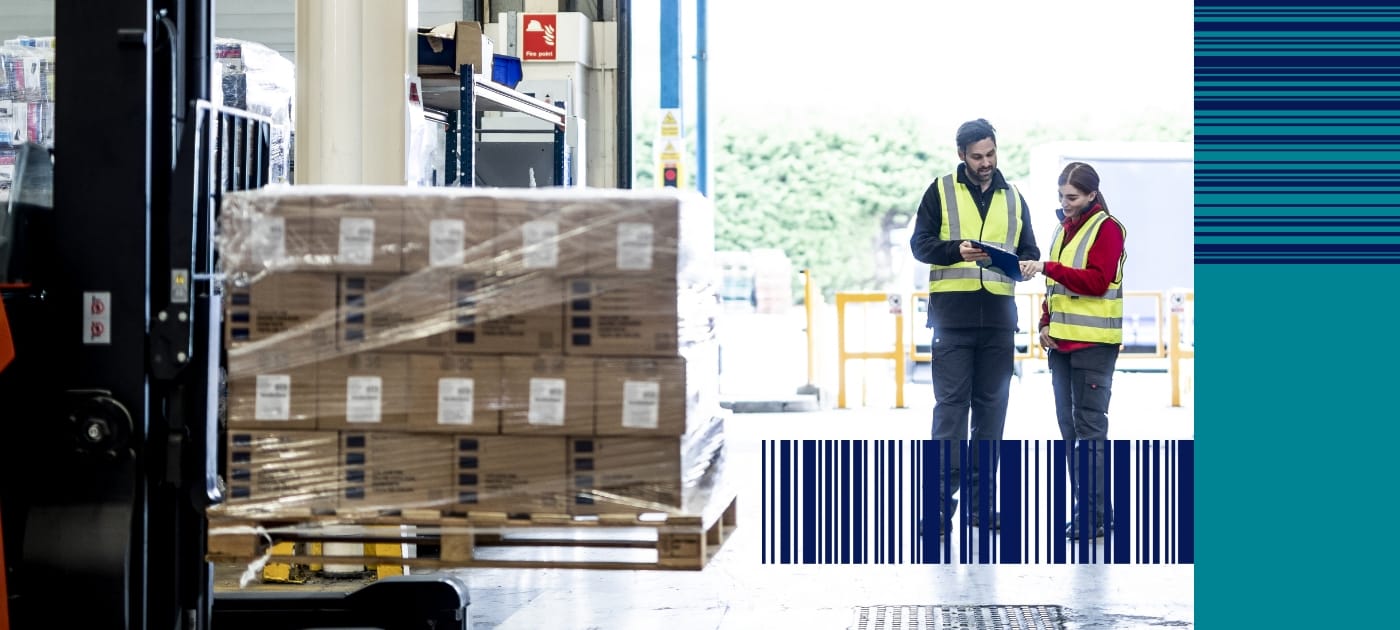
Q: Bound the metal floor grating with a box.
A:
[851,605,1066,630]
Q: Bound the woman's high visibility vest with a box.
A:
[926,174,1023,296]
[1046,211,1127,344]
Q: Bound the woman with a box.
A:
[1020,162,1126,541]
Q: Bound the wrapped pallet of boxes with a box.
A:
[216,186,730,524]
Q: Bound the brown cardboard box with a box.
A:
[313,191,404,273]
[407,354,503,434]
[219,189,319,274]
[566,436,682,515]
[468,274,562,353]
[375,268,565,354]
[500,355,593,435]
[336,273,449,352]
[224,430,340,512]
[583,197,679,278]
[493,197,589,277]
[340,432,455,510]
[567,413,726,516]
[563,276,679,356]
[453,435,568,512]
[400,191,496,272]
[227,349,319,430]
[418,21,494,79]
[224,273,337,348]
[316,352,410,430]
[592,357,687,436]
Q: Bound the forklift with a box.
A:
[0,1,470,628]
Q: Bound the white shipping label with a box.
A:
[616,222,655,271]
[346,376,383,423]
[254,374,292,421]
[437,378,476,425]
[527,377,566,426]
[521,220,559,269]
[82,291,112,345]
[338,218,376,265]
[251,216,287,265]
[429,219,466,267]
[621,380,661,429]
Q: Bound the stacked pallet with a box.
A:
[210,187,733,570]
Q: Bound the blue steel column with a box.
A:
[661,0,681,111]
[696,0,710,195]
[460,63,476,187]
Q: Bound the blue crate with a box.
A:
[492,54,522,89]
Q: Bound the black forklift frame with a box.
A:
[0,1,470,628]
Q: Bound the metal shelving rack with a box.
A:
[419,63,569,186]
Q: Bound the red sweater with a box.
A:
[1038,205,1125,353]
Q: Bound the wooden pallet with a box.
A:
[208,493,739,571]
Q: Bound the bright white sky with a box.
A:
[632,0,1193,128]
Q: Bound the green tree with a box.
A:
[633,112,1192,301]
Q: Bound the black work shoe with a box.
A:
[1066,523,1105,540]
[918,497,958,538]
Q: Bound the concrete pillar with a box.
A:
[295,0,418,185]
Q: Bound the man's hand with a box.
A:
[1019,260,1043,280]
[1039,326,1059,351]
[960,241,990,263]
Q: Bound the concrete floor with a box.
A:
[445,369,1195,629]
[215,368,1194,629]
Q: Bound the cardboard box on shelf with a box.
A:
[224,272,337,348]
[500,355,593,435]
[453,435,568,512]
[340,432,456,511]
[316,352,411,430]
[417,20,494,80]
[225,430,341,511]
[407,354,503,434]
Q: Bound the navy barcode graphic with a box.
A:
[760,440,1194,565]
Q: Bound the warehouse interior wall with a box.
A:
[0,0,467,59]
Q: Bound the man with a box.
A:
[909,118,1039,536]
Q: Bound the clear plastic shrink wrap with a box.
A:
[213,186,731,522]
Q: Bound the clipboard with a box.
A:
[971,241,1025,281]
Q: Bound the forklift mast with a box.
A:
[0,0,247,627]
[0,3,471,628]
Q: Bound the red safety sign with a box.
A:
[521,14,557,61]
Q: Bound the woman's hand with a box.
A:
[1020,260,1043,279]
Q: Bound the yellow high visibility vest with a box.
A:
[926,174,1023,296]
[1045,211,1127,344]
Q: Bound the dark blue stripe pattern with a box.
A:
[760,440,1195,565]
[1196,3,1400,262]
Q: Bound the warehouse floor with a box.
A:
[216,369,1195,629]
